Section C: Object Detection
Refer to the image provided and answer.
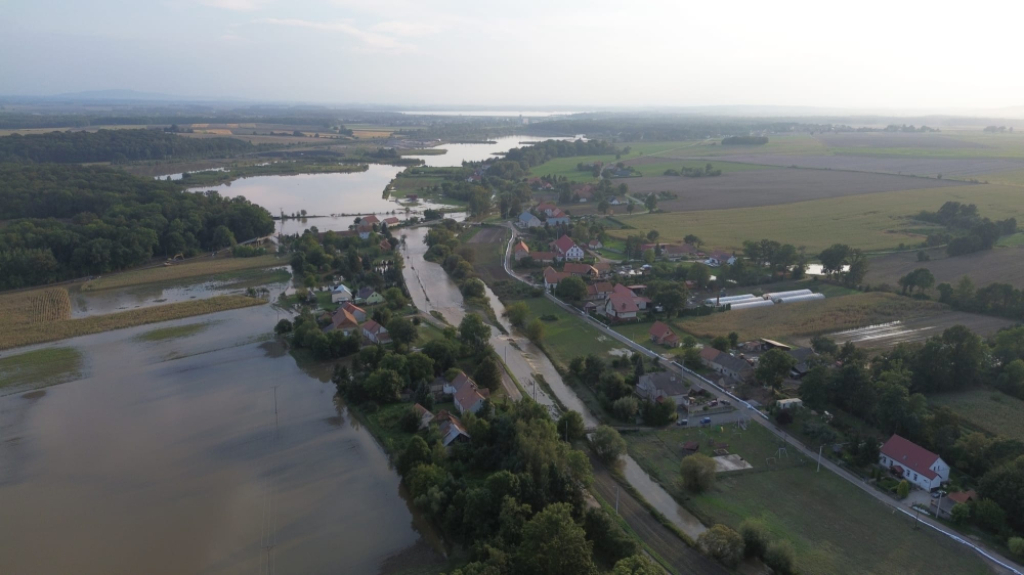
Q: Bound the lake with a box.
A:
[406,135,578,167]
[0,305,444,575]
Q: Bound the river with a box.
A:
[0,304,444,575]
[399,225,707,540]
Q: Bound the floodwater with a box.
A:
[406,135,571,168]
[400,226,708,538]
[69,267,291,318]
[0,305,443,575]
[399,110,582,117]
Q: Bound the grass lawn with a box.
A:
[82,255,284,292]
[607,183,1024,253]
[673,292,945,344]
[517,297,622,370]
[136,321,214,342]
[996,232,1024,247]
[0,347,84,393]
[625,424,990,575]
[417,321,448,345]
[929,388,1024,442]
[390,174,445,198]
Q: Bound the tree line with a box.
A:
[917,201,1016,257]
[0,164,274,289]
[721,136,768,146]
[0,129,254,163]
[502,139,619,169]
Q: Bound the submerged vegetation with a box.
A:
[0,347,84,393]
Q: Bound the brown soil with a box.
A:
[864,246,1024,289]
[625,169,968,212]
[673,155,1024,179]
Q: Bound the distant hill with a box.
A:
[47,89,195,102]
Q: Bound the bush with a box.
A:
[698,524,744,567]
[951,502,970,525]
[526,318,545,342]
[680,453,717,493]
[896,480,910,499]
[738,518,770,559]
[274,318,293,335]
[1009,537,1024,558]
[400,406,423,433]
[764,540,796,575]
[557,410,586,442]
[592,425,627,465]
[612,396,639,421]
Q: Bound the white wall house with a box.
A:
[879,434,949,491]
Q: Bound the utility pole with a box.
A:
[817,444,824,472]
[615,485,620,514]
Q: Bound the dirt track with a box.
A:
[865,246,1024,289]
[622,168,968,212]
[589,455,727,575]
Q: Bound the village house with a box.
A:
[442,371,489,415]
[649,321,680,347]
[608,197,623,206]
[379,238,392,252]
[551,235,585,261]
[546,215,570,226]
[699,347,754,381]
[518,211,542,228]
[585,281,615,301]
[324,308,360,335]
[536,203,559,217]
[613,283,651,310]
[434,410,471,446]
[592,262,612,278]
[543,266,571,291]
[563,262,599,279]
[605,293,639,321]
[361,320,391,344]
[704,252,737,267]
[879,434,950,491]
[587,238,603,250]
[787,347,816,379]
[340,301,367,322]
[357,224,373,240]
[528,251,556,263]
[331,284,354,303]
[361,215,380,225]
[383,216,401,226]
[513,240,530,261]
[355,287,385,305]
[636,372,687,406]
[412,404,435,430]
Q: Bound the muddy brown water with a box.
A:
[0,305,443,575]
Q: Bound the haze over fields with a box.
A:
[2,0,1023,113]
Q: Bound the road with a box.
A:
[500,222,1024,575]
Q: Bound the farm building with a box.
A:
[355,287,385,305]
[777,398,803,410]
[700,347,754,382]
[879,434,949,491]
[434,410,471,446]
[361,215,380,225]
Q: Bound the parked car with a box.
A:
[700,417,712,425]
[677,418,688,426]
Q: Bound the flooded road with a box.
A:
[0,305,442,575]
[400,226,707,538]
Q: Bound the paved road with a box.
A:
[500,221,1024,575]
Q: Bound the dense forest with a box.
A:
[917,201,1017,256]
[0,129,254,163]
[503,139,619,168]
[0,164,274,289]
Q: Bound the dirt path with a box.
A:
[589,455,726,575]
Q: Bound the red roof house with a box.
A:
[649,321,680,347]
[879,434,949,490]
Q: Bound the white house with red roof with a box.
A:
[513,240,530,261]
[605,293,639,320]
[361,215,380,225]
[340,301,367,322]
[536,203,559,217]
[361,320,391,344]
[442,371,488,415]
[879,434,949,491]
[551,235,584,261]
[649,321,680,347]
[543,266,571,290]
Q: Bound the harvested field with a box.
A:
[622,169,969,212]
[929,389,1024,442]
[675,292,946,345]
[813,132,992,150]
[864,245,1024,289]
[82,255,283,291]
[0,290,263,351]
[674,154,1024,179]
[465,226,507,244]
[609,183,1024,253]
[821,311,1016,351]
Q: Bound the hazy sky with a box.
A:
[2,0,1021,110]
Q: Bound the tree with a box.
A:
[384,287,409,310]
[654,285,687,318]
[739,518,770,559]
[627,200,635,214]
[556,276,588,301]
[728,332,739,348]
[583,508,639,565]
[397,435,432,475]
[973,498,1007,533]
[592,425,626,465]
[459,313,491,354]
[680,453,716,492]
[1008,537,1024,558]
[818,243,851,276]
[525,319,545,342]
[642,398,676,426]
[764,540,796,575]
[978,455,1024,532]
[612,396,639,421]
[896,480,910,499]
[646,230,660,242]
[274,318,293,335]
[506,301,529,327]
[644,194,657,212]
[756,349,797,391]
[711,336,730,352]
[612,555,663,575]
[516,502,597,575]
[698,524,744,567]
[212,225,237,249]
[950,502,971,525]
[642,249,655,264]
[684,234,703,249]
[474,355,502,391]
[387,317,418,347]
[558,410,586,442]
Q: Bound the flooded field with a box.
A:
[0,306,443,575]
[70,267,291,317]
[405,135,571,167]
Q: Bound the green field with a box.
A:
[517,297,622,370]
[390,174,445,198]
[137,321,213,342]
[0,347,84,393]
[929,388,1024,442]
[625,424,989,575]
[608,183,1024,253]
[626,159,777,178]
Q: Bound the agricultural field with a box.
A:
[81,255,283,292]
[678,153,1024,179]
[515,297,622,371]
[624,424,990,575]
[621,168,966,212]
[816,310,1015,351]
[608,182,1024,253]
[674,292,946,345]
[929,389,1024,442]
[460,225,510,286]
[0,347,84,395]
[0,286,263,351]
[389,174,445,199]
[864,245,1024,289]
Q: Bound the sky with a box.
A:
[1,0,1022,111]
